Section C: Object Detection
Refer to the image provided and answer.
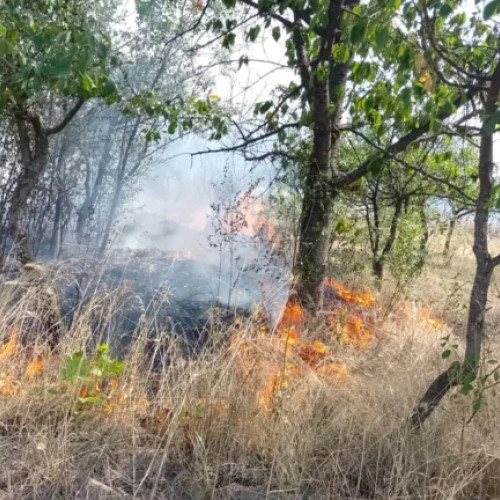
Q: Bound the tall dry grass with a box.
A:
[0,244,499,499]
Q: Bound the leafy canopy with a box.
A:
[0,0,117,111]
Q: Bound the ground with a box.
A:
[0,229,499,499]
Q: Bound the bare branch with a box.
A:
[46,99,86,136]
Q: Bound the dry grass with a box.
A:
[0,235,500,499]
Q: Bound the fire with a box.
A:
[229,281,376,411]
[0,328,47,397]
[167,251,193,260]
[277,297,304,338]
[397,302,447,331]
[221,193,275,240]
[330,310,372,348]
[417,307,444,329]
[325,279,375,307]
[0,279,379,425]
[230,327,349,412]
[26,359,44,379]
[0,329,20,363]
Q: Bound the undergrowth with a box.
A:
[0,259,499,499]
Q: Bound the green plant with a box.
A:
[62,344,125,406]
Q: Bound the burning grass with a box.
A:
[0,276,498,498]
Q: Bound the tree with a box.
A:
[360,142,477,284]
[0,0,221,262]
[409,0,500,425]
[0,0,117,264]
[209,0,479,312]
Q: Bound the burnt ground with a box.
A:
[0,248,285,362]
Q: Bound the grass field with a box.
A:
[0,229,499,499]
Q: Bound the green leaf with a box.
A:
[62,352,91,382]
[102,359,125,377]
[168,120,177,134]
[484,0,500,19]
[248,26,260,42]
[375,27,390,49]
[222,32,236,49]
[484,110,500,135]
[0,26,6,38]
[212,19,223,32]
[350,20,367,44]
[0,39,10,57]
[222,0,237,7]
[472,397,482,414]
[96,344,110,356]
[272,26,280,42]
[46,54,72,77]
[78,396,106,405]
[81,73,94,92]
[439,2,454,17]
[461,383,473,395]
[400,87,412,113]
[255,101,273,114]
[442,349,451,359]
[368,156,384,176]
[332,44,350,63]
[494,371,500,382]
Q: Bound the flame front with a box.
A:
[0,281,447,425]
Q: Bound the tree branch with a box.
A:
[46,98,86,135]
[333,87,479,189]
[348,129,476,203]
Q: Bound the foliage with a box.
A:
[388,209,427,283]
[0,0,117,109]
[62,344,125,406]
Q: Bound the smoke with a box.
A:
[112,134,291,310]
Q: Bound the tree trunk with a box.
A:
[98,171,124,256]
[76,122,114,243]
[49,185,64,259]
[49,140,70,259]
[293,1,354,311]
[410,261,494,426]
[98,117,142,256]
[373,259,384,281]
[372,199,403,288]
[9,113,50,265]
[416,202,429,271]
[7,100,84,265]
[410,63,500,427]
[443,209,458,258]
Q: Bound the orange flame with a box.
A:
[330,310,372,348]
[167,251,193,260]
[325,279,375,307]
[26,359,44,379]
[0,330,20,364]
[221,194,275,240]
[417,307,444,329]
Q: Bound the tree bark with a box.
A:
[98,117,141,256]
[293,0,356,312]
[99,169,125,256]
[443,208,458,258]
[9,112,50,265]
[7,101,84,265]
[76,119,115,243]
[410,61,500,427]
[369,192,403,287]
[416,202,429,271]
[49,139,70,258]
